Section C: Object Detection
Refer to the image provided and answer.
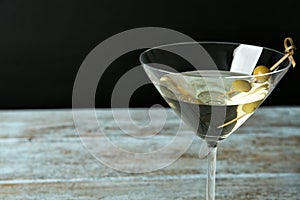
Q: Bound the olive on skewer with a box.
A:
[253,65,271,83]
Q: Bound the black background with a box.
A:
[0,0,299,109]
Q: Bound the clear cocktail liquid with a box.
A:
[158,70,270,141]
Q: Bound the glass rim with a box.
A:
[139,41,292,79]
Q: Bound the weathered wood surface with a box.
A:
[0,107,299,199]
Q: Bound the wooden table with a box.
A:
[0,107,299,199]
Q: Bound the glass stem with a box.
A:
[206,145,217,200]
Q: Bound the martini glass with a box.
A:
[140,41,293,199]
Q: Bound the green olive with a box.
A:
[253,65,271,82]
[242,101,261,113]
[232,80,252,92]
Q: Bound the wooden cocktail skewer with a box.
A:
[270,37,296,71]
[218,101,261,128]
[217,114,246,128]
[218,37,296,129]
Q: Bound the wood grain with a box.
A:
[0,107,299,199]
